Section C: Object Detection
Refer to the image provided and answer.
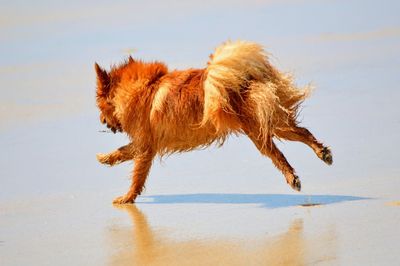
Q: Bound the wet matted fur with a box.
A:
[95,40,332,204]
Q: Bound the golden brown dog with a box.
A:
[95,40,332,204]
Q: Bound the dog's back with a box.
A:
[147,41,311,153]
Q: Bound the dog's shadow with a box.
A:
[137,193,367,208]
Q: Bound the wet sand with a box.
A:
[1,184,399,265]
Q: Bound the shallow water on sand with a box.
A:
[1,188,399,265]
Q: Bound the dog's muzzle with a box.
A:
[106,124,122,134]
[100,115,122,134]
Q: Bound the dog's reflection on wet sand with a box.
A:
[108,205,336,266]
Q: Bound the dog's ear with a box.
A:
[95,62,110,96]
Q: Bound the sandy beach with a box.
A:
[1,0,400,265]
[1,180,399,265]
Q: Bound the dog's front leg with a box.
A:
[113,149,155,204]
[97,142,136,166]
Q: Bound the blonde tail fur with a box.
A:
[203,40,311,138]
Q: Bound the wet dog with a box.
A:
[95,40,332,204]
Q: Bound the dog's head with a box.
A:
[95,63,122,133]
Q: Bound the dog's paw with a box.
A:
[97,153,114,165]
[112,194,136,205]
[320,147,333,165]
[289,175,301,192]
[96,153,108,163]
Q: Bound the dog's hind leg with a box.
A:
[97,143,137,166]
[244,127,301,191]
[274,127,332,165]
[113,149,155,204]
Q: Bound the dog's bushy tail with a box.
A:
[203,40,311,136]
